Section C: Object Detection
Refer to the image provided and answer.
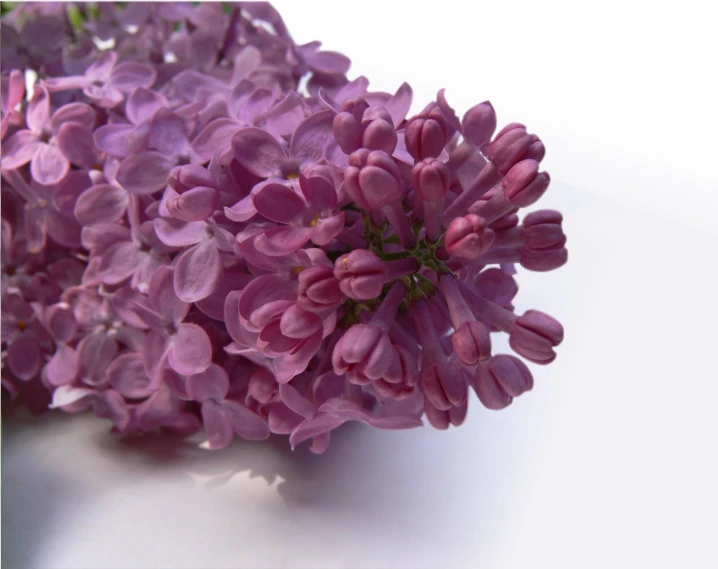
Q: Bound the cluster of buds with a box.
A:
[1,2,566,453]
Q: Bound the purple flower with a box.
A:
[1,85,97,185]
[44,50,156,108]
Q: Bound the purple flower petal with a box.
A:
[191,118,239,162]
[306,51,351,75]
[201,400,234,449]
[8,334,42,380]
[44,305,77,342]
[94,123,149,158]
[85,50,118,82]
[289,414,347,449]
[224,194,257,223]
[49,385,95,409]
[0,130,42,170]
[310,213,345,246]
[50,102,97,132]
[173,240,222,302]
[30,143,70,186]
[116,152,175,194]
[153,218,206,247]
[125,87,168,125]
[148,266,190,325]
[166,186,218,222]
[106,61,157,93]
[56,123,97,168]
[278,383,314,419]
[168,322,212,375]
[222,400,270,440]
[231,127,286,178]
[74,184,128,226]
[186,363,230,402]
[26,85,51,133]
[254,226,313,256]
[149,108,189,157]
[289,109,335,165]
[78,332,118,385]
[252,182,306,223]
[45,345,79,386]
[300,174,337,212]
[82,84,124,108]
[108,352,158,399]
[96,241,141,284]
[383,82,413,127]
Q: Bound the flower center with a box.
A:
[16,321,27,331]
[309,214,321,227]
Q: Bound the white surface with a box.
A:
[3,1,718,568]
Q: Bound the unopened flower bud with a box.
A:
[451,320,491,365]
[444,214,495,259]
[522,209,566,250]
[166,186,219,222]
[501,159,550,207]
[361,108,397,154]
[509,310,564,364]
[487,123,538,174]
[168,164,218,194]
[332,324,397,384]
[473,354,533,409]
[344,149,402,210]
[297,265,343,312]
[412,157,449,202]
[422,361,468,411]
[334,249,386,300]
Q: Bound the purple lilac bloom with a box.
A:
[0,2,566,454]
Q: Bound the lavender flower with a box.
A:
[0,2,567,454]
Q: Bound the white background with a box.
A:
[3,1,718,568]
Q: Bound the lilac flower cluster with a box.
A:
[1,2,567,452]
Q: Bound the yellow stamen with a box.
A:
[309,214,321,227]
[16,321,27,331]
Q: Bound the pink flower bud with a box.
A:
[166,186,219,222]
[168,164,218,194]
[522,209,566,250]
[451,320,491,365]
[473,354,533,409]
[424,399,468,429]
[297,265,343,312]
[501,159,550,207]
[520,248,568,272]
[422,361,469,411]
[461,101,496,147]
[344,149,402,210]
[405,116,447,160]
[334,249,386,300]
[509,310,564,364]
[248,367,278,404]
[411,157,449,202]
[332,324,397,384]
[333,111,364,154]
[487,123,537,175]
[444,214,495,259]
[361,106,397,154]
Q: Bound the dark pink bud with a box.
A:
[461,101,496,147]
[166,186,219,222]
[520,248,568,272]
[168,164,218,194]
[502,159,550,207]
[444,214,495,259]
[422,361,469,411]
[525,134,546,162]
[333,111,363,154]
[361,107,397,154]
[405,117,447,160]
[522,209,566,250]
[411,157,449,201]
[473,354,533,409]
[297,265,343,312]
[423,399,468,430]
[509,310,564,364]
[332,324,397,384]
[344,149,402,210]
[334,249,386,300]
[487,123,535,175]
[451,320,491,365]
